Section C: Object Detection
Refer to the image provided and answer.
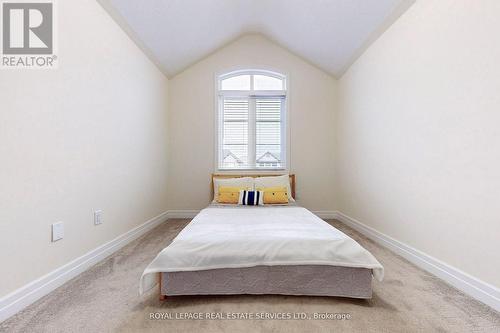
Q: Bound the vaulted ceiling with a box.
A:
[98,0,415,78]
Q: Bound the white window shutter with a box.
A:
[255,98,284,168]
[220,98,249,169]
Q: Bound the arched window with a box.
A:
[217,70,287,170]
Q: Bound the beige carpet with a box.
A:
[1,219,499,333]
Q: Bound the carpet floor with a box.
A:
[1,219,499,333]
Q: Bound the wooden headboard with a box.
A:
[212,174,296,199]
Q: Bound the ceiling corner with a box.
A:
[337,0,416,78]
[96,0,172,78]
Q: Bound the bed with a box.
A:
[140,174,383,300]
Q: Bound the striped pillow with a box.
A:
[238,190,264,206]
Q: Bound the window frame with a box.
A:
[215,69,289,172]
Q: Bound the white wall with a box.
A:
[337,0,500,289]
[168,34,337,211]
[0,0,169,298]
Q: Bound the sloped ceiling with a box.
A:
[98,0,415,78]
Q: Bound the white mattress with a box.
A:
[140,206,384,294]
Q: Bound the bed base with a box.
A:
[158,273,168,300]
[158,265,373,300]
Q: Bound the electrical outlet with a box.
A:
[52,222,64,242]
[94,210,103,225]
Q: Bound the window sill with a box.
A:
[215,168,288,174]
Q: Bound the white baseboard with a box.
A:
[0,210,170,323]
[335,211,500,312]
[165,210,199,219]
[313,211,338,219]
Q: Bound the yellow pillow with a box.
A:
[217,186,249,204]
[257,186,289,204]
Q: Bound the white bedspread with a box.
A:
[140,206,384,294]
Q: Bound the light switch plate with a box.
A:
[94,210,102,225]
[52,222,64,242]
